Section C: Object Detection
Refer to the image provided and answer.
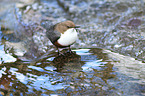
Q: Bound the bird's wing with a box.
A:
[46,25,61,44]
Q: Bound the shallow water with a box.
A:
[0,48,145,96]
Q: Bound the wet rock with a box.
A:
[0,50,16,64]
[0,4,17,30]
[23,6,31,13]
[32,3,39,11]
[16,0,35,8]
[128,18,141,28]
[90,3,100,8]
[4,41,26,57]
[114,2,128,12]
[16,3,27,8]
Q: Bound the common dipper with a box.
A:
[46,20,79,54]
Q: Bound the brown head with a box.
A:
[55,20,77,34]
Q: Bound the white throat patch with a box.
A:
[57,28,78,46]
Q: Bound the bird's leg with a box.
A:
[57,47,64,55]
[68,46,72,53]
[57,47,60,55]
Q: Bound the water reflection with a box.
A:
[52,51,82,72]
[0,64,28,95]
[0,48,144,95]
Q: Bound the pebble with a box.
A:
[32,3,39,10]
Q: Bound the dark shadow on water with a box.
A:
[52,51,82,72]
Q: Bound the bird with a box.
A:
[45,20,79,54]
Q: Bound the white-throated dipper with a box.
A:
[46,20,79,54]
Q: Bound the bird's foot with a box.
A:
[67,49,76,54]
[57,52,65,56]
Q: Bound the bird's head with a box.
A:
[55,20,79,34]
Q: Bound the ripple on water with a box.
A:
[0,48,144,95]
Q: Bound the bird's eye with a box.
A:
[67,26,70,28]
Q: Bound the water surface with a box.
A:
[0,48,145,96]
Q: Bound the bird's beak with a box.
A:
[74,26,80,29]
